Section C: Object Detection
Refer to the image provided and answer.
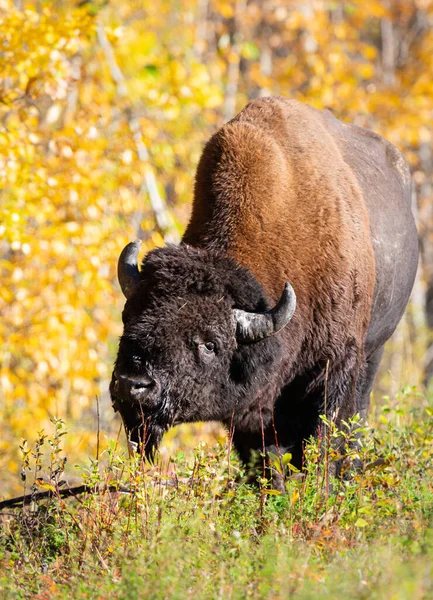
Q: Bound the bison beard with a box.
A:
[110,375,174,460]
[111,97,418,484]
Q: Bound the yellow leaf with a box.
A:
[354,518,368,528]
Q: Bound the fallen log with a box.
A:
[0,484,127,510]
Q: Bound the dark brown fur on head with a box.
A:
[111,245,286,458]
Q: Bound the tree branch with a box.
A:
[96,22,179,243]
[381,17,395,85]
[223,0,246,122]
[0,484,128,511]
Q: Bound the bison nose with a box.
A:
[116,373,155,402]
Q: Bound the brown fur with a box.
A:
[185,97,375,397]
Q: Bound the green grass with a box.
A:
[1,388,433,599]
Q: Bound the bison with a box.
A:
[110,97,418,484]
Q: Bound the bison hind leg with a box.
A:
[356,345,385,421]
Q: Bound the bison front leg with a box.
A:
[231,429,298,492]
[321,358,368,480]
[230,410,305,493]
[328,347,385,478]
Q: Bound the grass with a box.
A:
[1,387,433,599]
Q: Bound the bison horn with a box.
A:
[234,282,296,343]
[118,240,142,299]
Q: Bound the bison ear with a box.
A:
[118,240,142,299]
[233,282,296,343]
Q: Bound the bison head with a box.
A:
[110,242,296,458]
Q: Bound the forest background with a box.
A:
[1,0,433,496]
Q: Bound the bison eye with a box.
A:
[197,340,217,358]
